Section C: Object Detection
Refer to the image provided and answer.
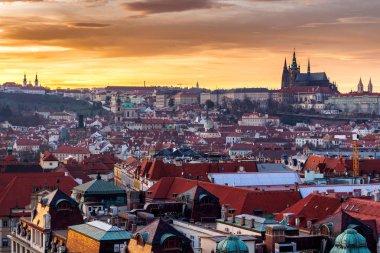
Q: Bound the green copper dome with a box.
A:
[216,236,249,253]
[330,228,370,253]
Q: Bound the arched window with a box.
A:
[199,195,213,205]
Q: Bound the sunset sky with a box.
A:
[0,0,379,92]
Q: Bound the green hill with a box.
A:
[0,92,107,126]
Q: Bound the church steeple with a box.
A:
[358,77,364,93]
[35,73,39,87]
[368,78,373,93]
[307,59,311,74]
[281,58,289,89]
[23,73,27,87]
[290,49,298,69]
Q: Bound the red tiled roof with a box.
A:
[0,172,78,216]
[146,177,301,215]
[341,198,380,233]
[54,145,90,154]
[42,152,59,162]
[305,155,380,175]
[140,160,258,181]
[275,193,342,229]
[16,139,41,146]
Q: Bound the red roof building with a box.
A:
[275,193,342,232]
[145,177,301,215]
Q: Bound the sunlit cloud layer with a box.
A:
[0,0,379,92]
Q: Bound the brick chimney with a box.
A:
[265,225,285,253]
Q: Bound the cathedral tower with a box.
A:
[358,78,364,93]
[368,78,373,93]
[289,49,300,86]
[35,74,39,87]
[23,74,27,87]
[281,58,289,89]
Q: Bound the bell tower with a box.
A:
[358,77,364,93]
[368,78,373,93]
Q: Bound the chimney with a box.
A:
[353,189,361,197]
[265,225,286,253]
[232,214,236,224]
[249,218,255,228]
[240,216,246,226]
[374,190,380,202]
[125,221,129,230]
[295,217,300,226]
[221,205,228,221]
[131,223,137,233]
[294,182,299,192]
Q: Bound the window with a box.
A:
[200,196,212,205]
[163,238,180,250]
[2,219,8,228]
[2,238,8,247]
[57,201,71,211]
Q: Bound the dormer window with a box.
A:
[57,201,71,211]
[162,237,180,251]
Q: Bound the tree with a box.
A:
[0,105,12,121]
[205,99,215,109]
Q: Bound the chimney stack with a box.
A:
[374,190,380,202]
[240,216,246,226]
[249,218,255,228]
[131,223,137,233]
[294,182,299,192]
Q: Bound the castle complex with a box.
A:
[281,50,338,92]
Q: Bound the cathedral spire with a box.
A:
[283,58,287,69]
[307,59,310,74]
[35,73,39,87]
[23,73,27,87]
[290,48,298,70]
[368,78,373,93]
[358,77,364,93]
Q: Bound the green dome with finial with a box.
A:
[216,235,249,253]
[330,228,370,253]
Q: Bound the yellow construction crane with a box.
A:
[352,134,359,177]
